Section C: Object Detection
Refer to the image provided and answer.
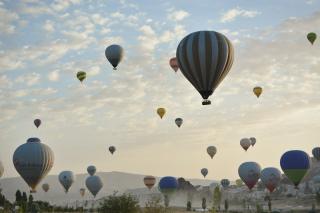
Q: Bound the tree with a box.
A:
[99,192,140,213]
[144,195,166,213]
[28,194,34,204]
[22,192,27,203]
[186,201,191,211]
[224,199,229,212]
[163,195,169,208]
[15,190,22,203]
[213,186,221,210]
[202,198,206,211]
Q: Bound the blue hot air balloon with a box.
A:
[280,150,310,188]
[159,176,178,195]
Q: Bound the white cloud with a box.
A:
[43,20,55,32]
[48,70,60,81]
[111,12,125,19]
[167,10,189,21]
[0,6,19,34]
[221,7,260,23]
[15,72,40,86]
[51,0,81,12]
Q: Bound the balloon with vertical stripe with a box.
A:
[176,31,234,105]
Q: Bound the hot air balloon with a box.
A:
[86,175,103,198]
[42,183,49,192]
[240,138,251,151]
[235,179,244,187]
[280,150,310,188]
[220,179,230,188]
[87,165,96,176]
[312,147,320,160]
[307,32,317,45]
[238,162,261,190]
[80,188,86,197]
[157,108,166,119]
[77,71,86,83]
[105,44,123,70]
[250,137,256,146]
[0,161,4,178]
[34,119,41,128]
[201,168,208,178]
[207,146,217,159]
[108,146,116,155]
[169,57,179,72]
[144,175,156,190]
[176,31,234,105]
[175,118,183,128]
[58,171,75,193]
[260,167,281,193]
[158,176,178,195]
[253,87,262,98]
[13,138,54,193]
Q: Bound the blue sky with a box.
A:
[0,0,320,182]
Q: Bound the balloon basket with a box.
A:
[202,100,211,105]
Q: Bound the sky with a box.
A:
[0,0,320,181]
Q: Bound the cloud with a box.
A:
[43,20,55,32]
[221,7,260,23]
[15,72,40,86]
[167,10,189,21]
[0,5,19,34]
[48,70,60,81]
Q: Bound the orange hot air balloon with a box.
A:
[169,57,179,72]
[157,108,166,119]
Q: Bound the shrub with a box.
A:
[144,195,166,213]
[99,192,140,213]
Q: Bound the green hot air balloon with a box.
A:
[77,71,86,83]
[307,32,317,45]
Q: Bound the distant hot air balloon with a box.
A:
[175,118,183,128]
[260,167,281,193]
[0,161,4,178]
[80,188,86,197]
[280,150,310,188]
[235,179,244,187]
[157,108,166,119]
[307,32,317,45]
[34,119,41,128]
[201,168,208,178]
[87,165,96,176]
[238,162,261,190]
[312,147,320,160]
[105,44,123,70]
[42,183,49,192]
[207,146,217,159]
[13,138,54,193]
[240,138,251,151]
[86,175,103,198]
[109,146,116,155]
[176,31,234,105]
[220,179,230,189]
[250,137,256,146]
[169,57,179,72]
[77,71,86,83]
[144,175,156,190]
[253,87,262,98]
[58,171,75,193]
[158,176,178,195]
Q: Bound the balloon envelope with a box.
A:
[250,137,256,146]
[240,138,251,151]
[307,32,317,45]
[176,31,234,105]
[87,165,96,176]
[220,179,230,188]
[80,188,86,197]
[109,146,116,154]
[280,150,310,187]
[312,147,320,160]
[175,118,183,128]
[13,138,54,192]
[144,175,156,190]
[159,176,178,195]
[169,57,179,72]
[105,44,123,70]
[77,71,86,83]
[86,175,103,197]
[238,162,261,190]
[58,171,75,193]
[260,167,281,193]
[201,168,208,178]
[253,87,262,98]
[42,183,49,192]
[157,108,166,119]
[207,146,217,159]
[34,119,41,128]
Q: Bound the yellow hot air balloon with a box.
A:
[253,87,262,98]
[157,108,166,119]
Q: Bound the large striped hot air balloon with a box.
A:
[238,162,261,190]
[280,150,310,188]
[176,31,234,105]
[13,138,54,193]
[144,175,156,190]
